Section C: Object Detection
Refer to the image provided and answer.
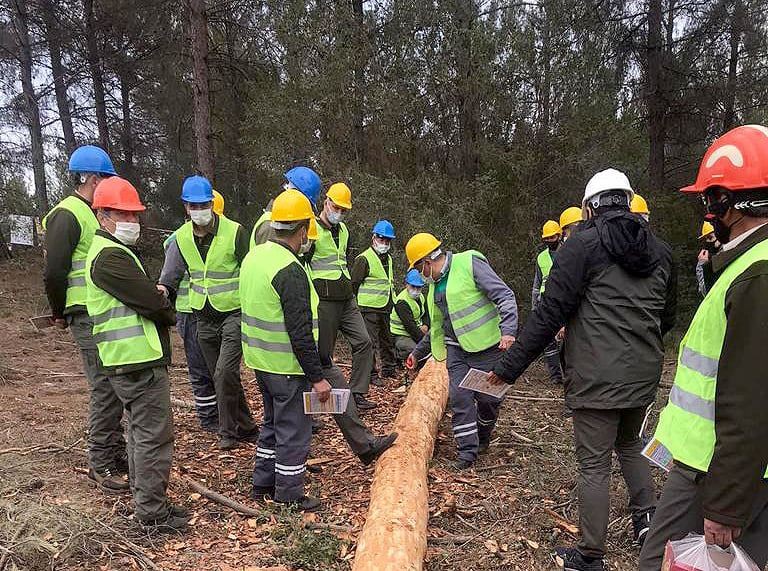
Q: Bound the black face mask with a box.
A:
[703,240,720,255]
[547,242,559,251]
[710,214,743,245]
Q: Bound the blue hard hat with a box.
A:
[406,269,425,287]
[372,219,396,239]
[68,145,116,176]
[284,166,321,207]
[181,175,214,203]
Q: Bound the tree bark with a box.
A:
[188,0,215,181]
[352,360,449,571]
[39,0,76,155]
[351,0,366,164]
[453,0,480,179]
[647,0,666,192]
[722,0,743,131]
[12,0,49,214]
[83,0,109,151]
[117,63,135,182]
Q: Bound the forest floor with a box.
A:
[0,250,674,571]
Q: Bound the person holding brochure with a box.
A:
[404,233,518,470]
[240,189,331,511]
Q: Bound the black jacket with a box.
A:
[494,211,677,409]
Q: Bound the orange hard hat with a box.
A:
[92,177,146,212]
[681,124,768,194]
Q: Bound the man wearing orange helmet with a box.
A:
[639,125,768,570]
[86,177,186,533]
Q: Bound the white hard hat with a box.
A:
[582,168,635,207]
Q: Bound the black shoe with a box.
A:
[114,454,130,475]
[369,376,385,387]
[218,437,240,450]
[478,438,490,454]
[553,547,605,571]
[140,513,189,534]
[311,419,323,434]
[88,466,130,494]
[354,394,377,410]
[453,459,474,471]
[252,486,275,501]
[168,503,191,518]
[201,423,219,434]
[359,432,398,466]
[237,427,260,444]
[632,509,654,546]
[277,495,321,512]
[381,369,397,379]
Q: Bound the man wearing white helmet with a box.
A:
[488,168,677,570]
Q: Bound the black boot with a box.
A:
[354,393,377,410]
[359,433,398,466]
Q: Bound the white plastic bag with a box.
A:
[663,533,760,571]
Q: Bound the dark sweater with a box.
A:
[351,251,394,313]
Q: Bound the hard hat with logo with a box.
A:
[181,175,214,203]
[405,232,442,269]
[68,145,117,176]
[327,182,352,210]
[699,221,715,239]
[284,166,322,206]
[93,177,146,212]
[372,219,396,239]
[559,206,583,229]
[583,168,634,207]
[681,125,768,194]
[405,268,425,287]
[212,190,224,215]
[541,220,562,239]
[631,194,650,215]
[270,189,318,240]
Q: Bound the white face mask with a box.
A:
[407,287,422,299]
[113,221,141,246]
[299,234,313,255]
[373,241,390,254]
[190,208,213,227]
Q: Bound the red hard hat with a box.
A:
[681,124,768,194]
[92,177,146,211]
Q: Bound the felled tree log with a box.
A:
[353,359,449,571]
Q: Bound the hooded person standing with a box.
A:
[158,175,257,450]
[488,168,677,571]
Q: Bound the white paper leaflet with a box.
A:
[458,368,511,399]
[303,388,351,415]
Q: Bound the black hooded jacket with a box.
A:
[494,210,677,409]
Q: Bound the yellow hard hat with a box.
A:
[212,189,224,215]
[699,221,715,240]
[271,189,318,240]
[631,194,650,215]
[327,182,352,210]
[405,232,442,269]
[541,220,562,239]
[559,206,583,229]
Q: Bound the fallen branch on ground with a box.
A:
[170,398,194,410]
[543,507,579,535]
[0,520,28,570]
[0,438,84,457]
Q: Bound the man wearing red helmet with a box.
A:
[86,177,187,534]
[639,125,768,569]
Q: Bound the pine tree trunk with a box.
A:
[117,63,135,182]
[188,0,215,181]
[723,0,742,131]
[647,0,666,192]
[12,0,48,214]
[351,0,366,165]
[40,0,76,155]
[454,0,480,178]
[83,0,110,151]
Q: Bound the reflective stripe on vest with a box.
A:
[175,215,242,312]
[163,231,191,313]
[428,251,501,361]
[85,234,163,367]
[249,210,272,249]
[390,288,424,336]
[240,241,320,375]
[42,195,98,309]
[654,236,768,477]
[309,221,350,280]
[536,248,554,293]
[356,248,394,309]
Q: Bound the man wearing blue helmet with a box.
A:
[159,175,258,451]
[250,166,322,248]
[42,145,129,493]
[390,269,429,363]
[352,220,397,386]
